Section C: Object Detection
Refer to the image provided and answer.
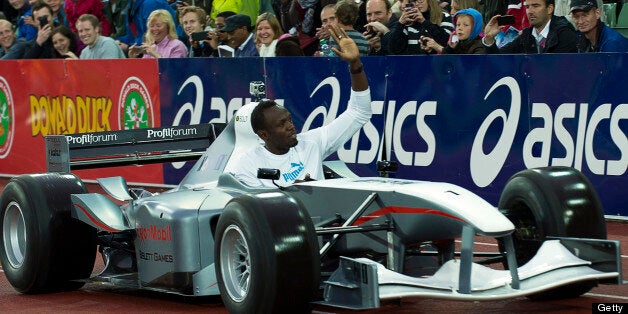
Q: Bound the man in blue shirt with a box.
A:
[570,0,628,52]
[219,14,259,57]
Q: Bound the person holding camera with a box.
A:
[363,0,397,55]
[22,1,56,58]
[482,0,578,53]
[388,0,454,55]
[128,9,187,58]
[230,23,371,188]
[179,5,214,57]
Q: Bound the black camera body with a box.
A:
[37,16,49,27]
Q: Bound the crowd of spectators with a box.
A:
[1,0,627,60]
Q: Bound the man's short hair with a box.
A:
[216,11,237,20]
[179,6,208,26]
[366,0,391,12]
[0,19,14,32]
[335,0,360,26]
[77,14,100,28]
[32,1,53,16]
[251,100,280,134]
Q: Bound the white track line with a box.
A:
[585,293,628,300]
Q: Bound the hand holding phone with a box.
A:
[496,15,515,26]
[191,31,210,42]
[37,16,49,28]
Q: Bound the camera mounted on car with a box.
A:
[249,81,266,101]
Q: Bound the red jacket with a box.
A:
[65,0,112,35]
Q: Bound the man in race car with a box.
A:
[231,24,371,188]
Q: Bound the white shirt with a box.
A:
[259,39,278,57]
[231,88,372,188]
[532,18,551,42]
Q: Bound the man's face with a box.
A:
[215,17,228,42]
[227,26,248,47]
[258,106,298,154]
[0,23,16,50]
[321,7,337,29]
[366,0,391,24]
[571,8,600,34]
[77,20,99,47]
[182,12,204,35]
[525,0,554,29]
[33,8,53,28]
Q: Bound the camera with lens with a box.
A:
[249,81,266,100]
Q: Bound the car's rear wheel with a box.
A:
[498,166,606,300]
[215,193,320,313]
[0,173,97,293]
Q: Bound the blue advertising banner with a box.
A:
[158,55,627,218]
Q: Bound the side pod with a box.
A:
[71,194,131,232]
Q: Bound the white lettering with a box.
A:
[608,104,628,175]
[523,103,552,168]
[552,103,576,167]
[470,77,521,187]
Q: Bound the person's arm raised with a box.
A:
[329,24,368,92]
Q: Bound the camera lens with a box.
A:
[258,85,265,92]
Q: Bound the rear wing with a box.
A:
[45,124,226,172]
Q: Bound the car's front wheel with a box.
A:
[214,193,319,313]
[499,166,606,299]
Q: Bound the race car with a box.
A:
[0,100,623,313]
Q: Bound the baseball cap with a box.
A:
[570,0,597,13]
[220,14,251,32]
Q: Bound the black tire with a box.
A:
[214,193,320,314]
[498,166,606,300]
[0,173,97,294]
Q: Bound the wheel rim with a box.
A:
[220,225,250,303]
[3,201,26,268]
[502,200,543,265]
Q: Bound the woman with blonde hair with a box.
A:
[255,12,283,57]
[128,9,188,58]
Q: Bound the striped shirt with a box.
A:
[330,29,370,56]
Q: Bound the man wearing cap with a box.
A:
[482,0,578,53]
[219,13,259,57]
[570,0,628,52]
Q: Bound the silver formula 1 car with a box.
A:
[0,102,623,313]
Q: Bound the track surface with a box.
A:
[0,179,626,313]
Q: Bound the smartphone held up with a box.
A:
[496,15,515,26]
[191,31,210,42]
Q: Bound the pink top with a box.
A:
[142,37,188,59]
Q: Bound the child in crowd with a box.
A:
[420,8,484,54]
